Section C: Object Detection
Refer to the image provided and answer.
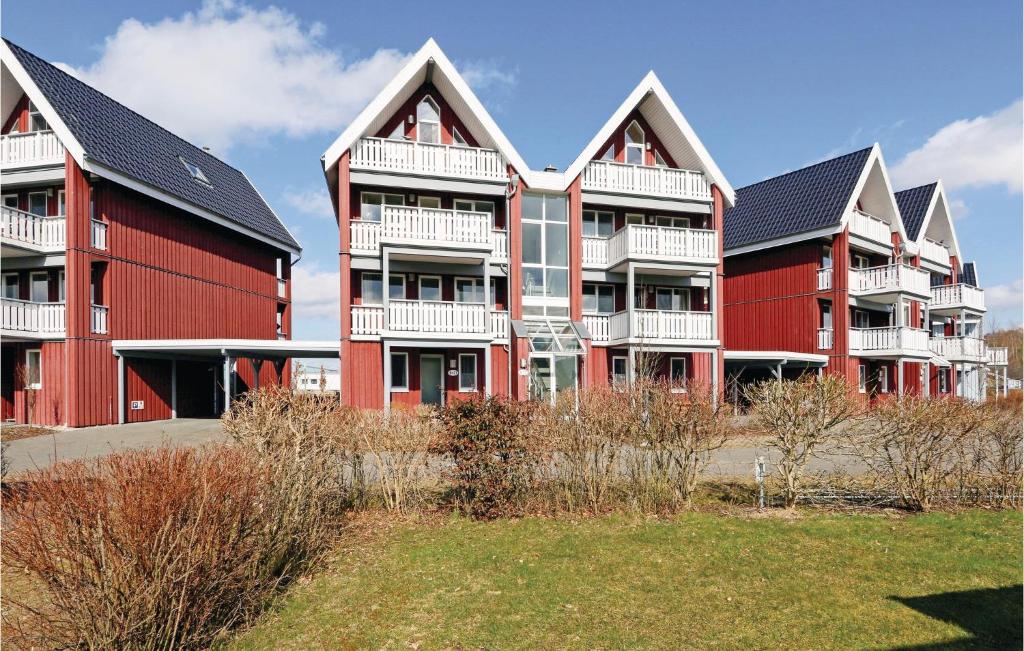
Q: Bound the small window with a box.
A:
[931,321,945,337]
[853,310,870,329]
[28,192,47,217]
[30,272,48,303]
[386,122,405,140]
[57,271,65,302]
[655,215,690,229]
[391,352,409,391]
[2,194,17,209]
[389,274,406,300]
[178,157,211,186]
[582,210,614,238]
[858,364,867,393]
[611,356,628,387]
[452,126,468,147]
[670,357,687,392]
[653,149,669,167]
[625,120,645,165]
[821,245,833,269]
[419,276,442,301]
[600,145,614,161]
[3,273,19,299]
[276,310,284,336]
[28,101,48,132]
[489,277,500,309]
[416,96,441,144]
[455,277,483,304]
[418,196,441,209]
[821,303,832,329]
[853,254,870,269]
[458,353,477,392]
[625,213,645,225]
[879,366,889,394]
[359,192,404,222]
[58,190,66,217]
[582,284,615,314]
[25,349,42,389]
[938,369,948,393]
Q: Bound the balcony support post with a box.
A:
[484,344,492,398]
[627,262,636,343]
[382,250,391,334]
[897,358,904,397]
[252,358,263,391]
[171,359,177,419]
[382,340,392,412]
[222,354,234,414]
[923,362,929,398]
[116,354,125,425]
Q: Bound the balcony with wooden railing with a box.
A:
[350,137,507,182]
[919,238,951,267]
[987,347,1008,366]
[817,328,834,350]
[91,305,109,334]
[1,206,65,254]
[929,283,985,314]
[849,326,930,356]
[90,219,108,250]
[350,206,506,260]
[350,302,508,341]
[848,264,930,299]
[1,130,65,169]
[929,336,987,363]
[582,160,712,202]
[816,267,833,291]
[1,298,65,338]
[582,224,718,268]
[585,309,715,346]
[847,210,892,246]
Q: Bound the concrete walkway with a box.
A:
[3,418,226,475]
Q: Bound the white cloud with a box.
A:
[987,278,1024,309]
[283,187,333,219]
[291,264,339,319]
[56,0,410,152]
[458,59,517,111]
[948,198,970,220]
[891,100,1023,193]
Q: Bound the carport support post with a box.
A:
[171,359,177,419]
[382,340,392,412]
[252,358,263,391]
[222,354,234,414]
[897,358,904,396]
[484,343,492,397]
[116,354,125,424]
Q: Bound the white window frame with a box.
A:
[454,198,497,229]
[858,364,867,393]
[625,213,645,226]
[521,193,569,313]
[27,191,48,217]
[2,194,18,209]
[879,366,889,394]
[418,275,442,302]
[458,353,478,392]
[417,196,441,209]
[582,210,614,238]
[489,277,500,309]
[416,95,441,144]
[853,254,870,269]
[611,355,628,387]
[821,245,833,269]
[670,357,687,393]
[853,309,870,329]
[3,273,19,299]
[388,273,406,300]
[582,283,615,315]
[25,349,42,389]
[358,191,404,222]
[452,126,468,147]
[821,303,832,329]
[57,270,65,302]
[600,145,614,161]
[454,276,484,304]
[655,215,690,229]
[57,189,66,217]
[360,272,405,305]
[28,101,47,132]
[938,369,948,393]
[655,287,691,312]
[386,122,405,140]
[390,352,409,392]
[653,149,669,167]
[29,271,49,303]
[624,120,645,166]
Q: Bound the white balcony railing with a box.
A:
[606,309,714,343]
[930,284,985,313]
[351,304,384,336]
[1,298,65,336]
[817,267,833,291]
[848,210,892,245]
[920,238,951,267]
[351,303,505,339]
[582,160,712,202]
[849,264,930,297]
[1,206,65,252]
[583,314,611,343]
[817,328,834,350]
[988,347,1008,366]
[583,224,718,267]
[90,219,108,250]
[91,305,109,334]
[490,310,509,339]
[1,130,65,168]
[929,336,987,362]
[277,278,287,298]
[849,326,930,354]
[491,230,508,262]
[351,137,507,182]
[380,205,491,248]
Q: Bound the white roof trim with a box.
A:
[561,71,735,206]
[322,38,529,176]
[724,350,829,364]
[915,180,962,262]
[837,144,909,244]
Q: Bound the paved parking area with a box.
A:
[3,418,226,475]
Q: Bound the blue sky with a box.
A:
[6,0,1022,341]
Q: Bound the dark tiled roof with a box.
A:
[961,262,978,287]
[724,147,872,250]
[894,183,936,242]
[5,39,299,251]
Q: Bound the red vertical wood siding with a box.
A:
[125,358,173,423]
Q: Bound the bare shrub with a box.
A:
[978,399,1024,505]
[354,405,440,512]
[745,374,859,508]
[2,445,342,649]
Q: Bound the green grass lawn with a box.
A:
[230,510,1022,650]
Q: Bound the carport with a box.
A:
[111,339,339,424]
[724,350,829,404]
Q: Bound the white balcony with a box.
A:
[849,264,930,299]
[929,336,987,363]
[920,238,951,267]
[849,326,930,357]
[587,309,715,345]
[350,303,508,341]
[90,219,108,250]
[91,304,109,334]
[1,206,65,254]
[988,347,1008,366]
[351,137,507,182]
[491,230,508,263]
[582,160,712,202]
[1,298,65,338]
[1,130,65,169]
[582,224,718,268]
[277,278,287,298]
[848,210,892,246]
[817,328,833,350]
[350,207,506,260]
[930,283,985,314]
[817,267,833,291]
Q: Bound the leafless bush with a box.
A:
[2,445,342,650]
[353,405,441,512]
[979,399,1024,505]
[745,374,859,508]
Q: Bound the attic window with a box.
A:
[452,126,468,147]
[179,157,212,186]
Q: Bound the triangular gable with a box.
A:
[915,181,962,261]
[838,144,909,244]
[561,71,734,206]
[322,39,528,176]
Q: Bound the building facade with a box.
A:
[722,145,1007,400]
[1,39,301,426]
[322,40,732,408]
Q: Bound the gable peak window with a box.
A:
[653,149,669,167]
[179,157,212,186]
[28,100,49,132]
[452,126,468,147]
[625,120,645,165]
[416,96,441,144]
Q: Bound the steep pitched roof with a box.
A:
[894,183,937,242]
[2,39,299,253]
[724,147,873,250]
[562,71,734,205]
[961,261,978,287]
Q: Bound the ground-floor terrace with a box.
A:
[1,339,337,427]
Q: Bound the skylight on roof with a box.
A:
[178,156,211,186]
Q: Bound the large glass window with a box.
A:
[625,121,645,165]
[3,274,18,299]
[521,193,569,313]
[655,287,690,311]
[30,272,48,303]
[25,349,42,389]
[611,356,628,387]
[390,353,409,391]
[359,192,404,222]
[455,277,484,303]
[419,276,441,301]
[458,354,477,392]
[417,96,441,144]
[582,284,615,314]
[361,273,405,304]
[583,210,614,238]
[28,192,47,217]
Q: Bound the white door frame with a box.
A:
[420,353,445,406]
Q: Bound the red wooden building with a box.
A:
[1,39,305,426]
[321,39,733,408]
[722,145,1007,400]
